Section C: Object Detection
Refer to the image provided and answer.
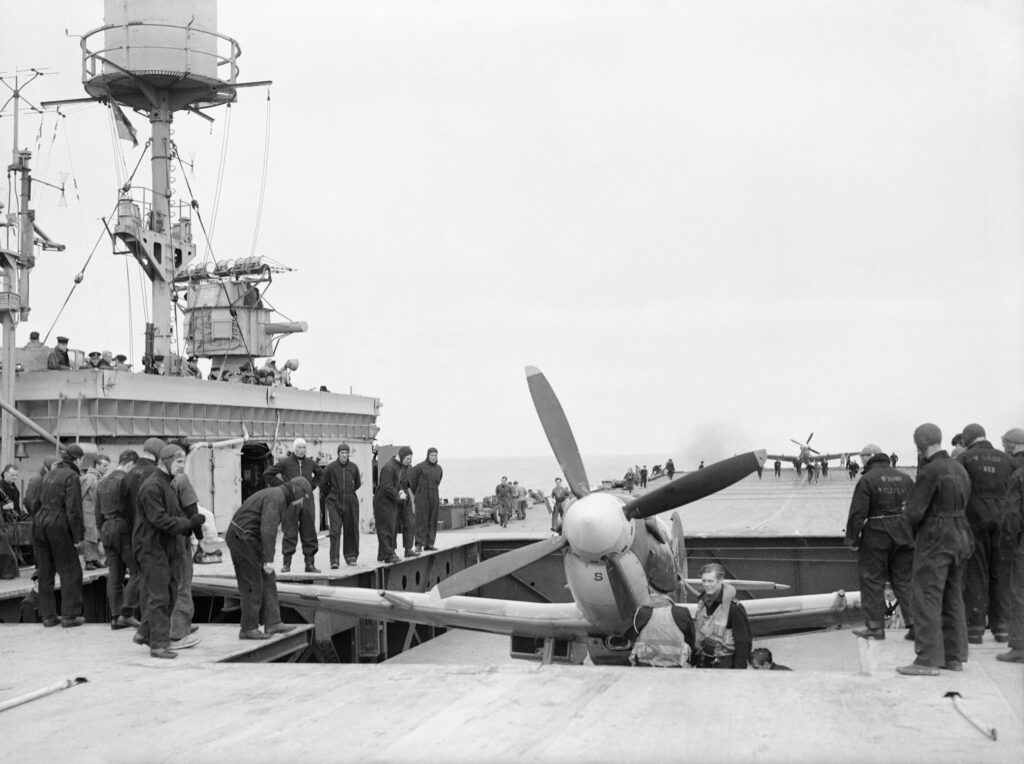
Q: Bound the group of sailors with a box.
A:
[207,358,298,387]
[845,422,1024,673]
[35,331,297,387]
[493,477,529,526]
[19,439,222,658]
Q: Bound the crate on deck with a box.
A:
[438,503,467,530]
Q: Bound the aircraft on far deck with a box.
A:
[767,432,856,472]
[196,370,861,665]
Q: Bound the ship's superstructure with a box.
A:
[0,0,380,534]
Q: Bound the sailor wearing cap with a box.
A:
[898,424,972,676]
[955,423,1018,645]
[225,478,307,640]
[34,443,88,627]
[997,428,1024,664]
[46,336,71,370]
[113,354,132,371]
[844,444,915,640]
[185,355,201,379]
[134,444,205,659]
[373,446,413,564]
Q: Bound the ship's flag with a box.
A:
[111,103,138,148]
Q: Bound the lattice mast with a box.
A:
[79,0,261,363]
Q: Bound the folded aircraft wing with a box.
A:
[667,590,861,638]
[193,576,592,640]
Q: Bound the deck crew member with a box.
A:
[226,477,307,639]
[665,459,675,480]
[515,481,528,519]
[898,423,973,676]
[374,447,412,564]
[133,444,204,659]
[46,336,71,370]
[113,354,131,371]
[749,647,791,670]
[0,464,23,521]
[955,423,1017,644]
[411,447,443,553]
[33,444,86,627]
[23,456,57,515]
[24,331,43,349]
[0,464,23,572]
[263,438,322,573]
[124,438,166,639]
[170,452,204,642]
[185,355,201,378]
[495,477,514,527]
[693,563,751,669]
[99,351,114,369]
[83,351,102,369]
[550,477,570,533]
[996,428,1024,664]
[626,565,695,668]
[80,454,110,569]
[845,443,916,640]
[320,443,362,568]
[395,458,418,558]
[97,449,141,629]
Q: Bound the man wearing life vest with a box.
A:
[626,564,695,667]
[693,563,752,669]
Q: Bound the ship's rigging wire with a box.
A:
[59,111,81,204]
[42,205,118,343]
[124,256,135,367]
[202,105,232,263]
[249,89,272,259]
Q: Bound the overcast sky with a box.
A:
[2,0,1022,462]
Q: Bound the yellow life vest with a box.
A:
[695,583,737,660]
[630,606,692,667]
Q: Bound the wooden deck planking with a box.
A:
[0,634,1019,763]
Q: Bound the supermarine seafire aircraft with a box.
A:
[767,432,854,471]
[197,368,860,665]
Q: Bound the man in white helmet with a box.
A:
[263,437,323,573]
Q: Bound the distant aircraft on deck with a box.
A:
[767,432,856,471]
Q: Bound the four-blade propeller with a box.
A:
[432,366,764,600]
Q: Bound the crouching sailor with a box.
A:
[226,477,310,639]
[626,565,696,667]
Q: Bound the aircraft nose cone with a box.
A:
[563,492,631,561]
